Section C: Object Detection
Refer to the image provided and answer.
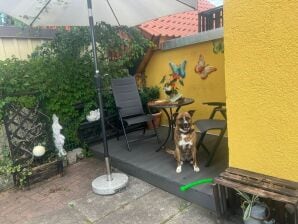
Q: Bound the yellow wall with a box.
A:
[225,0,298,181]
[0,38,45,60]
[145,40,225,124]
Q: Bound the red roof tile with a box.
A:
[138,0,215,38]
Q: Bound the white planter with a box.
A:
[169,93,182,102]
[244,204,274,224]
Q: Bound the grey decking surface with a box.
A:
[90,127,228,211]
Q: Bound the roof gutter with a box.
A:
[161,27,223,50]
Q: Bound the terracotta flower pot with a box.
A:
[147,112,162,129]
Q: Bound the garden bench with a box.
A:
[213,167,298,223]
[78,114,119,145]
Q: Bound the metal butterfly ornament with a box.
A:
[194,55,217,79]
[169,60,187,78]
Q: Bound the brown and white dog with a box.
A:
[167,110,199,173]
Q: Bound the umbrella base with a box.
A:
[92,173,128,195]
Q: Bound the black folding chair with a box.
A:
[111,76,160,151]
[195,102,227,167]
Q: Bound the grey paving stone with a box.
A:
[167,204,240,224]
[0,215,13,224]
[0,158,238,224]
[93,188,190,224]
[23,207,89,224]
[167,204,217,224]
[67,151,77,165]
[69,176,155,222]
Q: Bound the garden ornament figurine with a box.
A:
[52,114,67,157]
[86,109,100,122]
[32,145,46,157]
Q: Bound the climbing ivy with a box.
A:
[0,148,32,188]
[0,23,152,147]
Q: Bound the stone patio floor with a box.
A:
[0,157,237,224]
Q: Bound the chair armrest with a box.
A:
[203,102,226,119]
[203,102,226,107]
[214,107,226,112]
[214,107,227,119]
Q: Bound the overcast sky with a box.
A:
[208,0,223,6]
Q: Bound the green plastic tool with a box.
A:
[180,178,213,191]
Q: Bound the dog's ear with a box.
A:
[188,110,195,117]
[173,112,179,121]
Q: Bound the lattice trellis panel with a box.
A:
[3,103,53,164]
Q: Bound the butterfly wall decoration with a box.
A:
[194,55,217,79]
[212,39,224,54]
[169,60,187,78]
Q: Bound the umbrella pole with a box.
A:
[87,0,128,195]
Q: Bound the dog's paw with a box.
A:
[176,166,182,173]
[194,166,200,172]
[190,160,193,164]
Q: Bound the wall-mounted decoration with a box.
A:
[194,55,217,79]
[212,39,224,54]
[169,60,187,78]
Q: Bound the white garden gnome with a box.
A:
[52,114,67,157]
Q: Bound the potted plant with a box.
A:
[160,73,184,102]
[236,190,274,224]
[139,86,162,129]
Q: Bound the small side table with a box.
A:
[148,97,194,151]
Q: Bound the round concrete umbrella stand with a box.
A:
[92,173,129,195]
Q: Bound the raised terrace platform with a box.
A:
[90,127,228,211]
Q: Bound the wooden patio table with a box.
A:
[148,97,194,152]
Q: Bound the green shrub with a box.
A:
[0,23,152,147]
[139,86,160,114]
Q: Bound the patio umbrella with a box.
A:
[0,0,197,195]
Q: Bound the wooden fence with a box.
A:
[0,26,55,60]
[0,26,55,150]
